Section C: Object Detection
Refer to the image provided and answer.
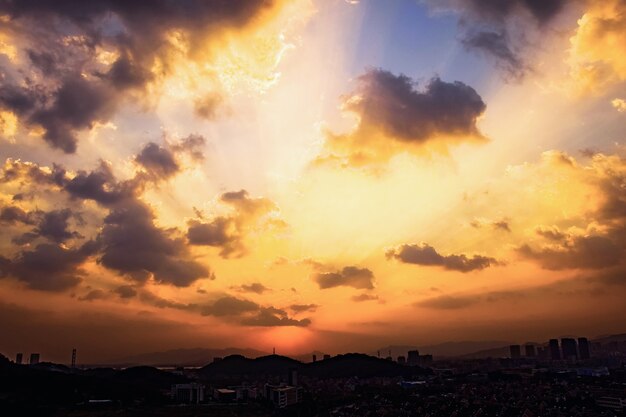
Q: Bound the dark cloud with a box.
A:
[1,156,210,289]
[426,0,567,80]
[33,208,83,243]
[235,283,270,294]
[187,217,232,247]
[200,296,259,317]
[241,307,311,327]
[0,241,98,291]
[518,236,622,270]
[135,142,180,181]
[194,94,223,120]
[314,266,375,290]
[64,162,137,206]
[114,285,137,299]
[0,0,271,152]
[470,218,511,232]
[187,189,278,258]
[78,289,108,302]
[535,225,566,241]
[289,304,318,313]
[200,296,310,327]
[98,199,209,286]
[0,205,37,225]
[461,31,526,80]
[171,134,207,162]
[386,243,498,272]
[344,69,486,143]
[352,293,379,302]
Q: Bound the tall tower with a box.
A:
[71,348,77,368]
[15,353,23,365]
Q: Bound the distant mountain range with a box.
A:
[104,333,626,366]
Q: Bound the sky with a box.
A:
[0,0,625,364]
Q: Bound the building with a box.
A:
[509,345,521,359]
[397,355,406,365]
[549,339,561,360]
[407,350,420,366]
[171,383,205,403]
[524,345,536,357]
[578,337,590,360]
[561,338,578,360]
[213,388,236,402]
[15,353,22,365]
[29,353,40,365]
[230,385,257,401]
[323,354,331,360]
[418,354,433,365]
[312,354,317,362]
[265,384,303,408]
[596,396,625,411]
[288,368,298,386]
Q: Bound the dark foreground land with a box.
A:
[1,352,626,417]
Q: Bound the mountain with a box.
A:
[111,347,268,367]
[197,353,431,381]
[198,354,300,380]
[303,353,430,378]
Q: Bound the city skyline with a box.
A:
[0,0,625,364]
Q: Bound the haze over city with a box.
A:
[0,0,625,366]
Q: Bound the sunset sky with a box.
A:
[0,0,625,363]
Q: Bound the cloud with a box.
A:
[613,98,626,113]
[98,199,209,286]
[386,243,498,272]
[187,189,279,258]
[416,295,477,310]
[0,241,98,291]
[241,307,311,327]
[518,152,626,271]
[426,0,567,80]
[289,303,318,313]
[64,162,137,206]
[470,218,511,232]
[321,69,486,165]
[568,0,626,93]
[114,285,137,299]
[0,205,37,225]
[200,296,311,327]
[78,289,108,302]
[235,283,270,294]
[31,208,83,243]
[352,293,379,302]
[135,143,180,181]
[314,266,375,290]
[518,235,622,270]
[461,31,526,80]
[135,135,207,181]
[200,296,259,317]
[0,0,276,152]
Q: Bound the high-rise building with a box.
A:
[561,338,578,360]
[312,354,317,362]
[525,345,536,357]
[578,337,590,360]
[407,350,420,366]
[549,339,561,360]
[29,353,40,365]
[288,368,298,387]
[71,348,76,368]
[15,353,23,365]
[323,354,331,360]
[397,355,406,365]
[510,345,521,359]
